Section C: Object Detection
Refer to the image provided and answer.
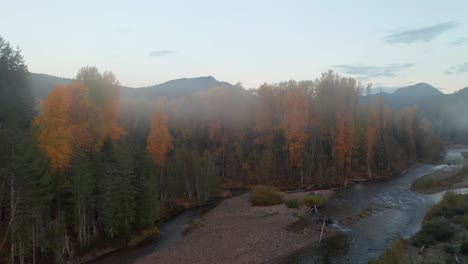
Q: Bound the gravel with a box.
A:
[137,191,333,264]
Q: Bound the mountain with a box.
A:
[28,73,74,99]
[363,83,444,108]
[392,83,443,98]
[27,73,239,100]
[386,83,443,108]
[368,87,399,94]
[120,76,239,98]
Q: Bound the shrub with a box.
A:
[358,210,369,219]
[250,185,283,206]
[304,194,326,208]
[183,217,205,235]
[292,212,305,220]
[424,192,467,221]
[445,245,456,254]
[285,198,300,209]
[461,240,468,255]
[414,220,454,245]
[464,213,468,227]
[376,239,406,264]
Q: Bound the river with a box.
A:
[90,149,467,264]
[278,148,468,263]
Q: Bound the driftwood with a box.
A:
[419,244,425,254]
[319,221,326,243]
[307,205,319,216]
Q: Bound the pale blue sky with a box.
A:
[1,0,467,92]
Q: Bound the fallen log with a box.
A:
[419,244,425,255]
[319,221,326,243]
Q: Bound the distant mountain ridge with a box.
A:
[28,73,465,111]
[364,82,444,108]
[392,83,443,97]
[120,76,239,98]
[27,73,239,100]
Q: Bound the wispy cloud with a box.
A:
[450,37,468,46]
[117,27,133,34]
[149,50,177,57]
[333,64,413,79]
[445,63,468,75]
[385,22,457,44]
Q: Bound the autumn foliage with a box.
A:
[35,70,125,172]
[147,100,174,166]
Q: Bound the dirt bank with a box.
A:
[137,190,333,264]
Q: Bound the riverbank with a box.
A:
[137,190,334,264]
[373,192,468,263]
[411,151,468,194]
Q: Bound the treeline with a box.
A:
[0,35,443,263]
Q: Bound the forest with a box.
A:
[0,35,447,263]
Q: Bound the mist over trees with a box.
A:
[0,35,451,263]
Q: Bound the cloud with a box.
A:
[333,64,413,79]
[385,22,457,44]
[149,50,177,57]
[445,63,468,75]
[117,28,133,34]
[450,37,468,46]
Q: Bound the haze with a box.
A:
[2,0,468,91]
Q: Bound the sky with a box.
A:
[1,0,468,92]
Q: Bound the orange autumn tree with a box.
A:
[77,67,126,143]
[280,84,310,184]
[335,112,353,177]
[147,99,174,206]
[147,100,174,166]
[36,68,126,172]
[35,84,74,172]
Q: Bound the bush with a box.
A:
[464,213,468,227]
[425,192,468,221]
[461,240,468,255]
[292,212,304,220]
[376,239,406,264]
[304,194,326,208]
[285,198,300,209]
[414,220,454,245]
[250,185,283,206]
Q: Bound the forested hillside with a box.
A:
[0,35,445,263]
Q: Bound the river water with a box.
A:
[88,207,206,264]
[91,149,467,264]
[278,148,468,263]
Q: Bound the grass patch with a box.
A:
[413,220,454,245]
[183,217,205,236]
[411,192,467,246]
[358,210,369,219]
[461,240,468,255]
[424,192,468,222]
[250,185,283,206]
[304,194,326,208]
[292,212,305,220]
[285,198,300,209]
[128,226,159,246]
[458,165,468,176]
[217,189,232,198]
[372,239,406,264]
[411,166,468,193]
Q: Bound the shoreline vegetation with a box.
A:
[411,152,468,194]
[374,192,468,264]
